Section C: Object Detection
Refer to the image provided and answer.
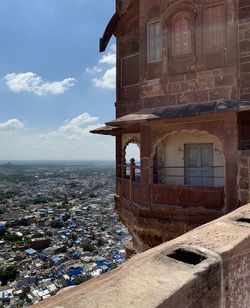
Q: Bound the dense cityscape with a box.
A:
[0,161,129,307]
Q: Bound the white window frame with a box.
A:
[147,21,162,63]
[184,143,214,187]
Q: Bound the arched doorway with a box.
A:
[123,142,141,182]
[153,130,225,187]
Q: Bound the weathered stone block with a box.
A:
[177,90,208,105]
[209,87,231,101]
[240,62,250,73]
[241,87,250,94]
[240,156,249,166]
[185,72,198,80]
[240,177,249,190]
[244,28,250,40]
[240,55,250,63]
[240,73,250,87]
[169,75,185,82]
[214,74,236,87]
[239,0,250,8]
[240,167,249,178]
[143,95,177,108]
[240,189,249,203]
[239,31,245,41]
[240,40,250,53]
[240,93,250,99]
[240,7,250,20]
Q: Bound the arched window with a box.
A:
[173,17,192,56]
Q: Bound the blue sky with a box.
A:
[0,0,116,160]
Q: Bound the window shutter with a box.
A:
[205,5,225,50]
[148,22,162,62]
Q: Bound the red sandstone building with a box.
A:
[92,0,250,251]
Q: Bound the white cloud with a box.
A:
[0,119,24,133]
[1,133,115,160]
[92,67,116,89]
[99,44,116,65]
[85,66,102,75]
[85,44,116,90]
[4,72,76,95]
[67,113,98,126]
[110,44,116,52]
[49,113,99,139]
[99,52,116,65]
[0,114,115,160]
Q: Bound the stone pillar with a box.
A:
[130,158,136,181]
[116,135,123,196]
[222,117,239,212]
[130,158,135,202]
[238,151,250,205]
[140,126,151,209]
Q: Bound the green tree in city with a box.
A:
[81,242,95,252]
[0,266,18,286]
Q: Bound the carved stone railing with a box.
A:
[151,184,224,211]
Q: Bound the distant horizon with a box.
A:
[0,159,115,165]
[0,159,115,161]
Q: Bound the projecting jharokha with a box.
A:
[91,0,250,252]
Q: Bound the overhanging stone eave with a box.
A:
[105,118,156,128]
[99,0,135,52]
[106,100,250,128]
[238,105,250,112]
[99,13,119,52]
[90,125,120,136]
